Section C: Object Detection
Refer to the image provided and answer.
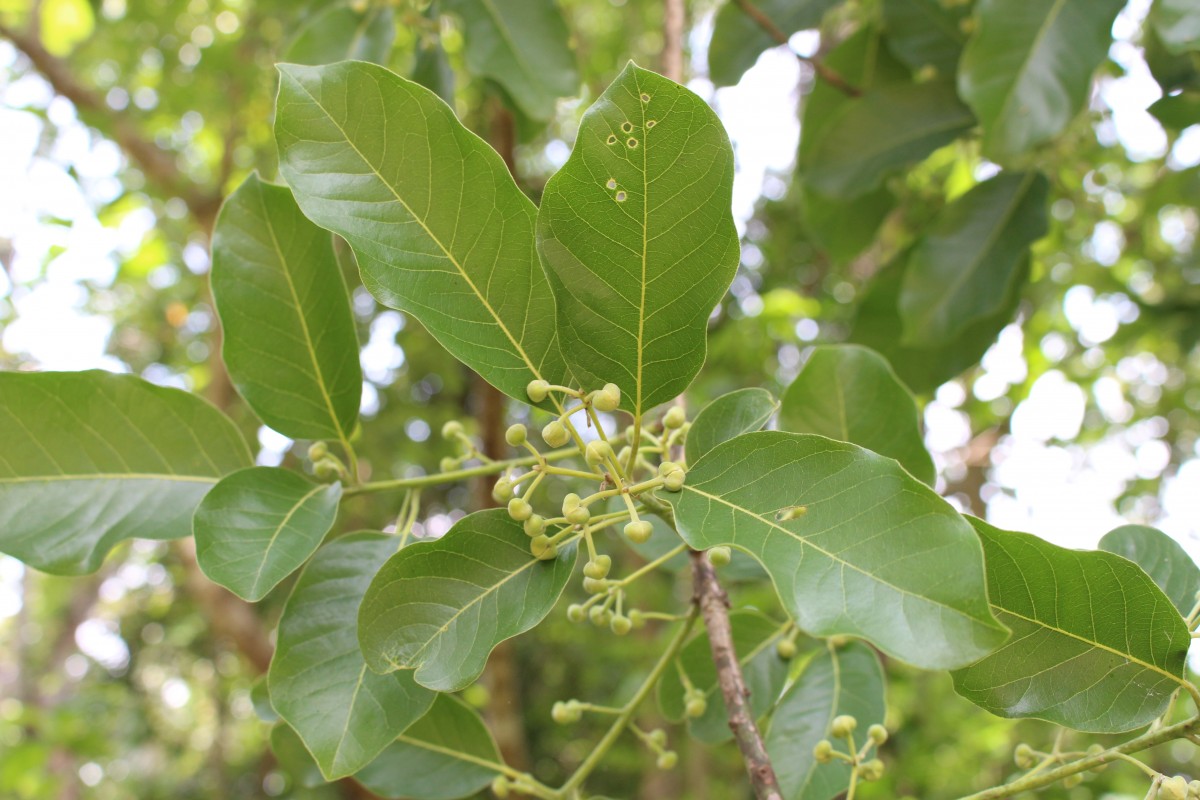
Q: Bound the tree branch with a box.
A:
[689,550,784,800]
[662,0,686,83]
[731,0,860,97]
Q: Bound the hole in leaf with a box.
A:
[627,138,638,148]
[621,121,633,134]
[615,190,627,202]
[640,93,651,102]
[606,178,617,190]
[606,134,618,145]
[646,120,656,128]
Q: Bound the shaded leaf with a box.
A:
[899,171,1048,346]
[411,8,456,106]
[275,61,568,408]
[358,509,578,691]
[193,467,341,602]
[685,388,778,465]
[0,371,251,574]
[766,643,886,800]
[269,533,434,779]
[882,0,969,77]
[537,62,739,414]
[1151,0,1200,55]
[1148,91,1200,131]
[959,0,1125,162]
[780,345,934,485]
[667,431,1006,670]
[707,0,839,87]
[211,173,362,442]
[953,518,1191,733]
[270,723,326,789]
[800,183,896,265]
[1099,524,1200,618]
[284,5,396,66]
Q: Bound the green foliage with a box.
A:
[284,5,396,66]
[685,388,778,465]
[1099,525,1200,619]
[707,0,837,87]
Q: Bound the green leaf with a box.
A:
[657,611,791,743]
[898,171,1048,346]
[358,509,578,691]
[193,467,341,601]
[444,0,579,121]
[284,5,396,66]
[780,345,934,486]
[800,183,896,265]
[1145,26,1200,93]
[211,173,362,442]
[1099,525,1200,618]
[537,62,739,413]
[707,0,839,87]
[765,643,886,800]
[412,9,456,107]
[685,388,778,465]
[666,431,1006,670]
[0,371,251,574]
[953,518,1191,733]
[269,533,434,779]
[275,61,569,408]
[958,0,1125,163]
[270,723,326,789]
[882,0,969,77]
[1152,0,1200,55]
[1149,91,1200,131]
[355,694,502,800]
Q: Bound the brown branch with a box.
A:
[662,0,686,83]
[731,0,860,97]
[690,550,784,800]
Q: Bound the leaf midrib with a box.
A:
[989,0,1069,132]
[250,482,331,596]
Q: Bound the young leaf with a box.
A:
[899,171,1048,346]
[780,345,934,486]
[275,61,569,407]
[444,0,579,121]
[193,467,341,602]
[953,518,1191,733]
[707,0,839,87]
[537,62,739,414]
[358,509,578,691]
[211,174,362,442]
[765,643,886,800]
[355,694,502,800]
[0,371,251,574]
[666,431,1007,670]
[882,0,969,77]
[958,0,1125,163]
[1099,525,1200,618]
[685,388,778,465]
[269,533,434,779]
[284,5,396,66]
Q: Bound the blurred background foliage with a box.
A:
[0,0,1198,797]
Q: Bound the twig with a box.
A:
[662,0,686,83]
[731,0,860,97]
[690,550,784,800]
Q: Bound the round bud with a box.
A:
[813,740,834,764]
[707,546,732,566]
[1013,743,1037,770]
[1062,773,1083,789]
[776,639,797,660]
[507,497,533,522]
[584,555,612,580]
[491,775,511,798]
[658,461,682,477]
[439,456,458,473]
[664,406,686,429]
[314,460,341,481]
[566,506,591,526]
[629,609,646,628]
[523,515,545,537]
[562,493,581,512]
[542,420,570,448]
[860,759,885,782]
[492,478,514,504]
[656,751,678,770]
[663,470,686,492]
[530,534,552,557]
[648,729,668,748]
[589,606,607,626]
[307,442,329,461]
[566,604,586,623]
[593,383,621,413]
[582,576,607,594]
[585,440,613,466]
[610,615,632,635]
[1162,776,1190,800]
[535,543,558,561]
[625,520,654,544]
[441,420,464,440]
[685,697,707,718]
[551,701,579,725]
[1189,780,1200,798]
[505,424,527,446]
[867,724,888,746]
[526,379,551,403]
[830,715,857,738]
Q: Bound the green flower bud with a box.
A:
[664,406,686,429]
[582,576,608,594]
[776,639,797,660]
[566,506,591,526]
[530,534,552,557]
[505,423,528,446]
[441,420,464,440]
[589,606,613,627]
[830,715,857,738]
[583,555,612,580]
[813,740,834,764]
[307,442,329,461]
[542,420,570,448]
[491,775,511,798]
[585,439,613,466]
[610,614,632,635]
[492,478,514,504]
[648,729,668,748]
[707,546,732,566]
[314,460,341,481]
[625,520,654,543]
[663,469,686,492]
[860,759,885,782]
[535,543,558,561]
[867,724,888,746]
[526,379,551,403]
[551,701,581,724]
[1162,776,1189,800]
[566,604,586,623]
[439,456,458,473]
[593,383,621,413]
[1013,743,1037,770]
[523,514,545,537]
[562,492,581,512]
[656,751,678,770]
[629,609,646,628]
[507,497,533,522]
[685,696,707,718]
[1189,779,1200,796]
[658,460,682,477]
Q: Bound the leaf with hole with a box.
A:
[1099,524,1200,619]
[685,388,778,465]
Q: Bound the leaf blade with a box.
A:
[685,388,778,465]
[1099,524,1200,619]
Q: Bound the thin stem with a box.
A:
[392,734,557,800]
[613,544,688,589]
[730,0,861,97]
[343,446,580,496]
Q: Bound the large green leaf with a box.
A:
[444,0,579,121]
[657,611,790,743]
[882,0,969,77]
[898,171,1048,346]
[1099,525,1200,618]
[1152,0,1200,55]
[0,371,251,574]
[958,0,1125,163]
[780,345,934,486]
[269,533,434,779]
[355,695,501,800]
[211,174,362,442]
[685,388,778,465]
[953,518,1191,733]
[666,431,1006,670]
[275,61,568,408]
[358,509,578,691]
[284,5,396,66]
[193,467,341,602]
[537,62,739,413]
[800,183,896,265]
[707,0,839,87]
[766,643,886,800]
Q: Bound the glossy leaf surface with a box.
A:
[667,431,1006,670]
[685,388,778,465]
[0,371,251,574]
[537,62,739,414]
[284,5,395,66]
[1099,525,1200,618]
